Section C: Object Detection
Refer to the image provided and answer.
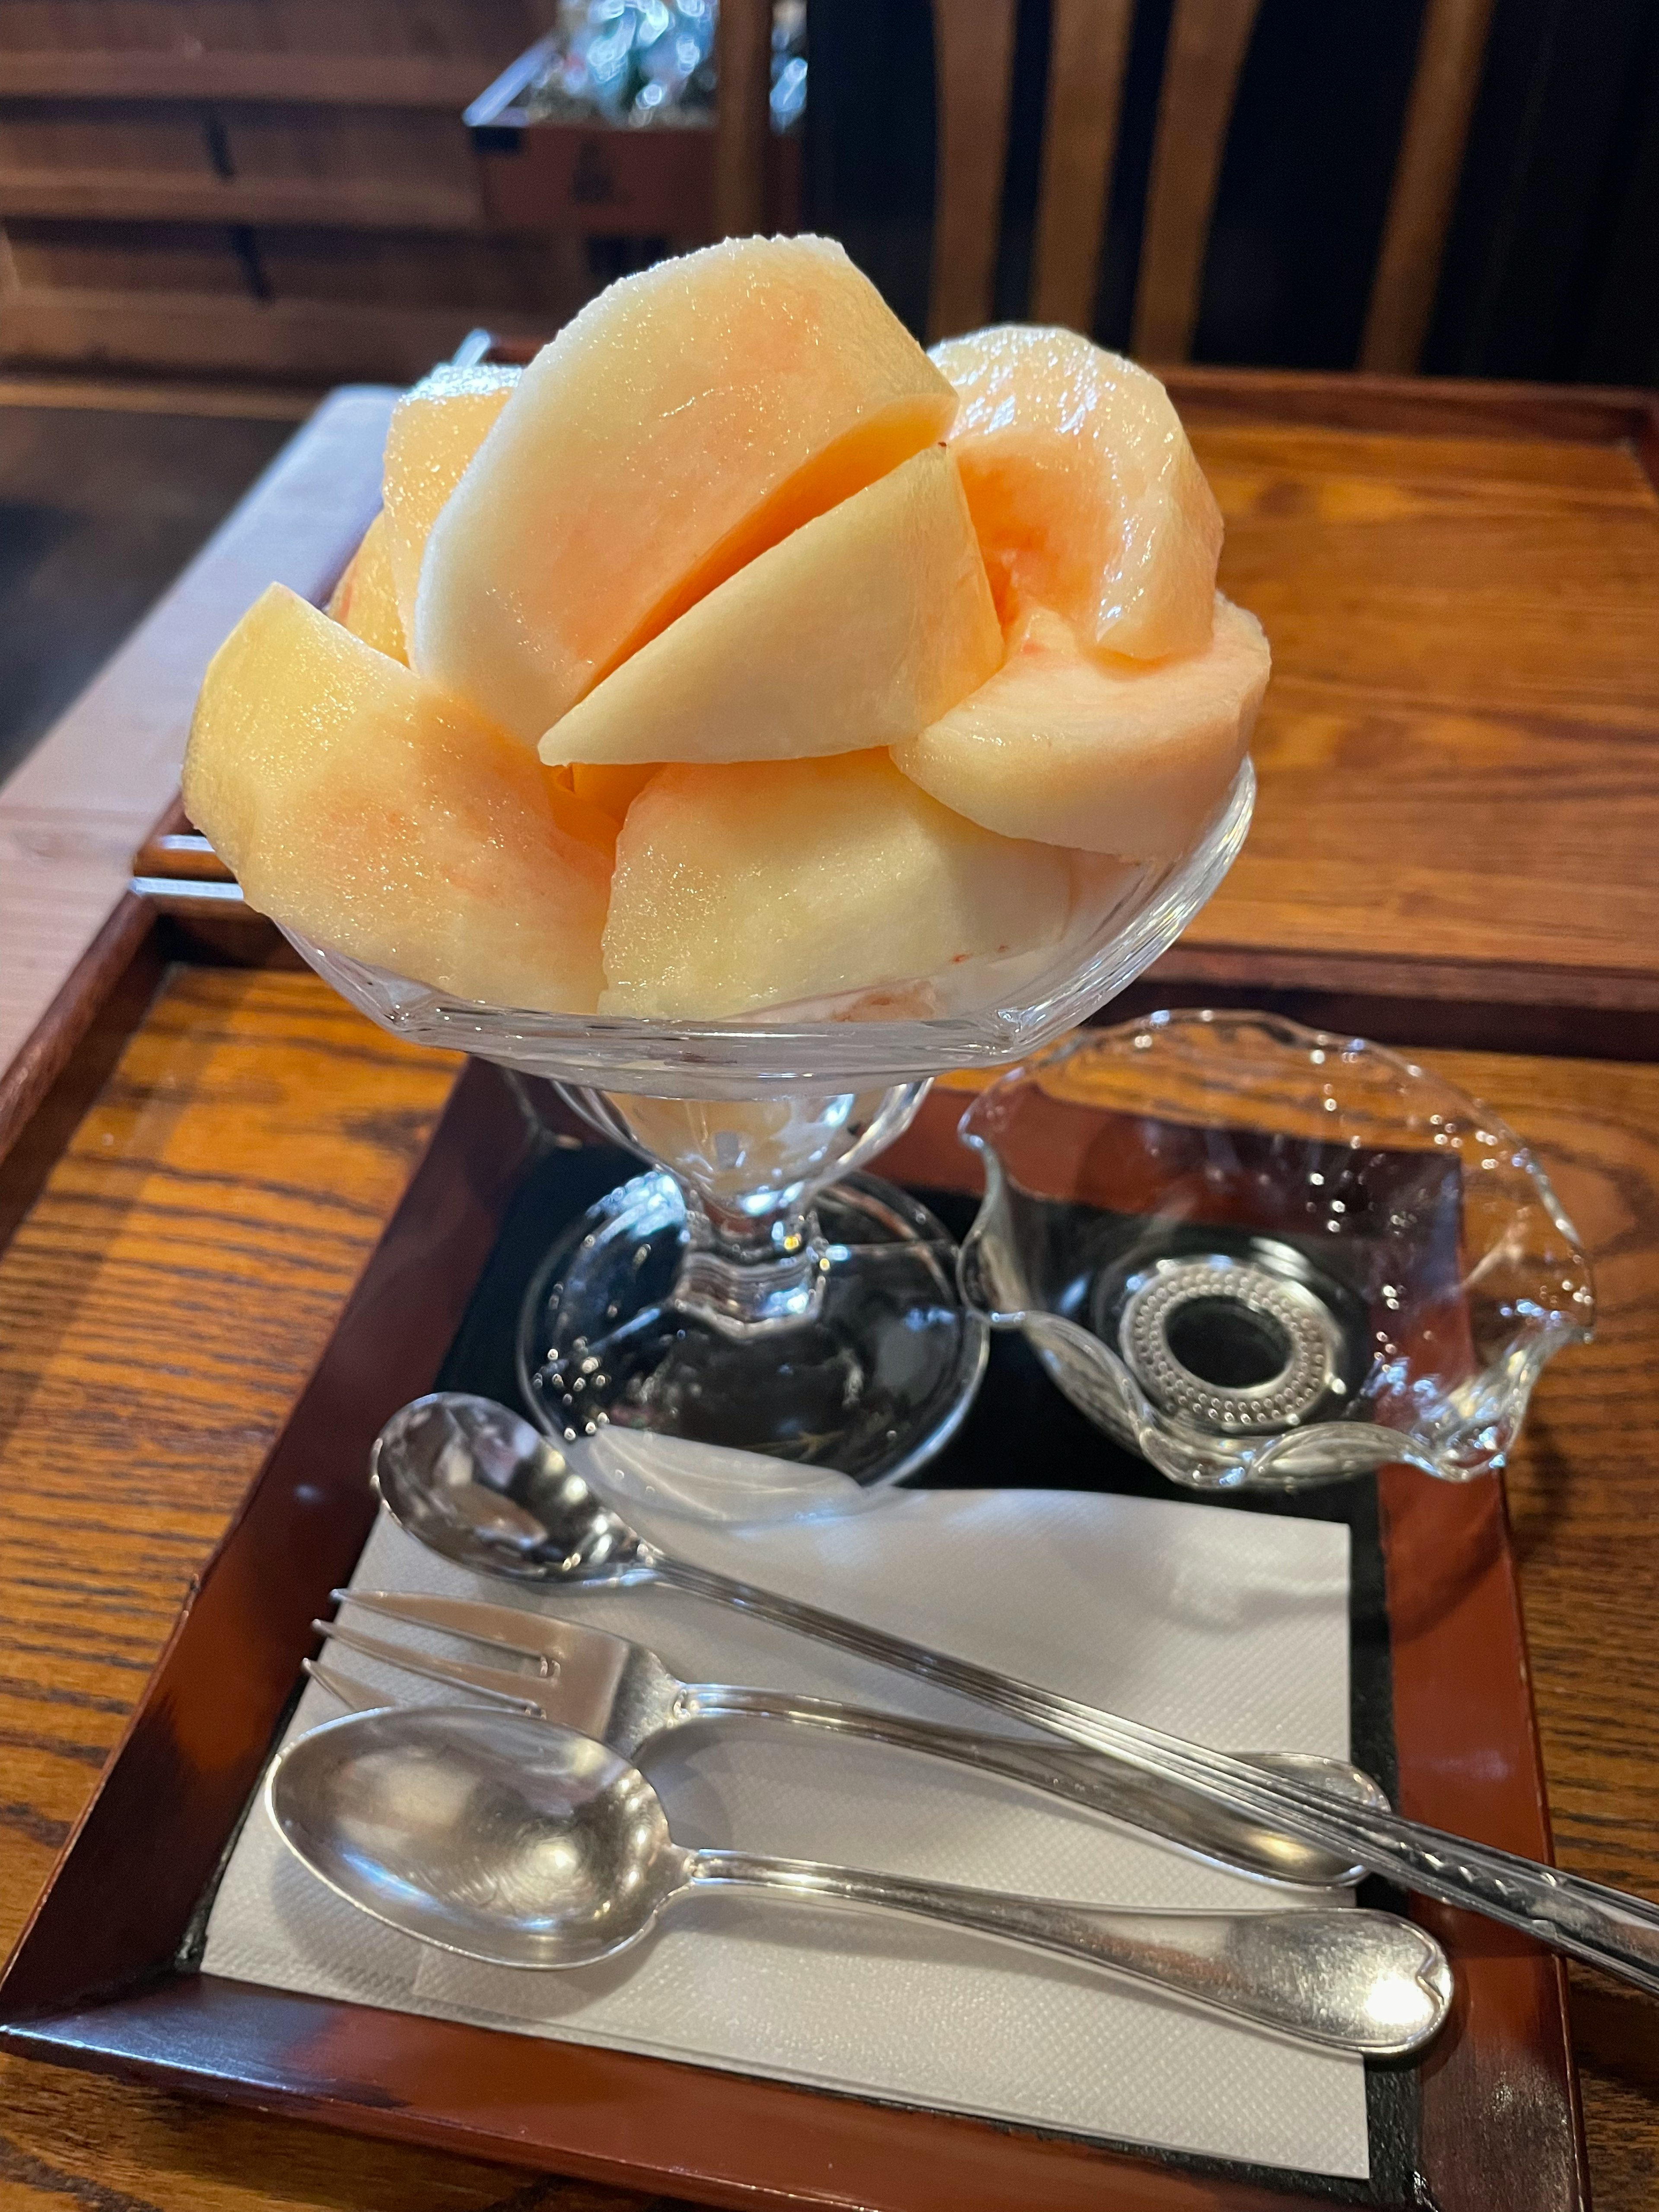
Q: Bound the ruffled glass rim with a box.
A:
[956,1007,1596,1488]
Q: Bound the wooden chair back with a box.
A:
[921,0,1496,367]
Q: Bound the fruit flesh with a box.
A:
[381,363,519,637]
[601,750,1074,1019]
[183,584,611,1011]
[931,325,1223,661]
[570,761,663,823]
[414,235,960,744]
[327,510,405,663]
[541,448,1000,768]
[892,594,1268,859]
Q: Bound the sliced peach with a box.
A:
[931,324,1223,660]
[892,596,1268,858]
[183,584,610,1011]
[381,362,519,636]
[415,235,959,742]
[327,510,405,663]
[601,749,1072,1018]
[541,449,1000,767]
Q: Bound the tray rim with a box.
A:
[0,1062,1588,2212]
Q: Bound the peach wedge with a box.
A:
[541,448,1000,768]
[380,362,520,636]
[414,235,959,743]
[183,584,612,1011]
[327,510,405,663]
[601,750,1073,1019]
[932,324,1223,661]
[892,596,1269,859]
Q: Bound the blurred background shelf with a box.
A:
[0,0,558,381]
[0,267,574,381]
[0,0,1651,390]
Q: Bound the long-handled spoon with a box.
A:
[372,1390,1381,1888]
[370,1392,1659,1998]
[267,1703,1452,2055]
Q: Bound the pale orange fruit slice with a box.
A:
[600,749,1072,1019]
[381,362,520,637]
[892,595,1268,858]
[541,448,999,767]
[327,510,405,663]
[415,235,959,743]
[184,584,612,1012]
[932,324,1223,661]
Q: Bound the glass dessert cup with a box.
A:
[959,1008,1594,1490]
[286,766,1253,1488]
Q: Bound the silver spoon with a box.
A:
[372,1393,1659,1999]
[267,1703,1452,2055]
[372,1391,1382,1888]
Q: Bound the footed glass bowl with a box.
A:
[285,766,1252,1485]
[957,1009,1594,1490]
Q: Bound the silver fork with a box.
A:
[314,1590,1383,1888]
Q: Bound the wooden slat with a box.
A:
[1030,0,1135,332]
[0,286,555,382]
[0,171,484,230]
[714,0,773,239]
[927,0,1019,342]
[1163,363,1659,450]
[0,372,314,417]
[1359,0,1497,373]
[1131,0,1262,363]
[0,54,497,107]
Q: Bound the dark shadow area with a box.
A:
[804,0,1659,381]
[0,404,296,786]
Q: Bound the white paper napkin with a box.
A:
[202,1485,1368,2180]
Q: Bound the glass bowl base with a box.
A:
[516,1170,988,1487]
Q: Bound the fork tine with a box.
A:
[331,1589,621,1675]
[314,1618,548,1716]
[303,1656,390,1714]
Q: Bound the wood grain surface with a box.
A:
[1181,406,1659,1034]
[2,962,1659,2205]
[0,964,641,2211]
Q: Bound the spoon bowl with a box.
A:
[272,1706,680,1967]
[372,1393,639,1583]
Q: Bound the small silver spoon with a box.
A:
[267,1703,1452,2055]
[371,1391,1381,1888]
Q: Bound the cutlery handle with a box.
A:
[658,1557,1659,1996]
[688,1684,1370,1889]
[686,1850,1451,2055]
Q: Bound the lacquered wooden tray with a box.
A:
[0,1061,1585,2211]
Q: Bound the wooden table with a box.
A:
[1165,372,1659,1057]
[3,364,1659,2206]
